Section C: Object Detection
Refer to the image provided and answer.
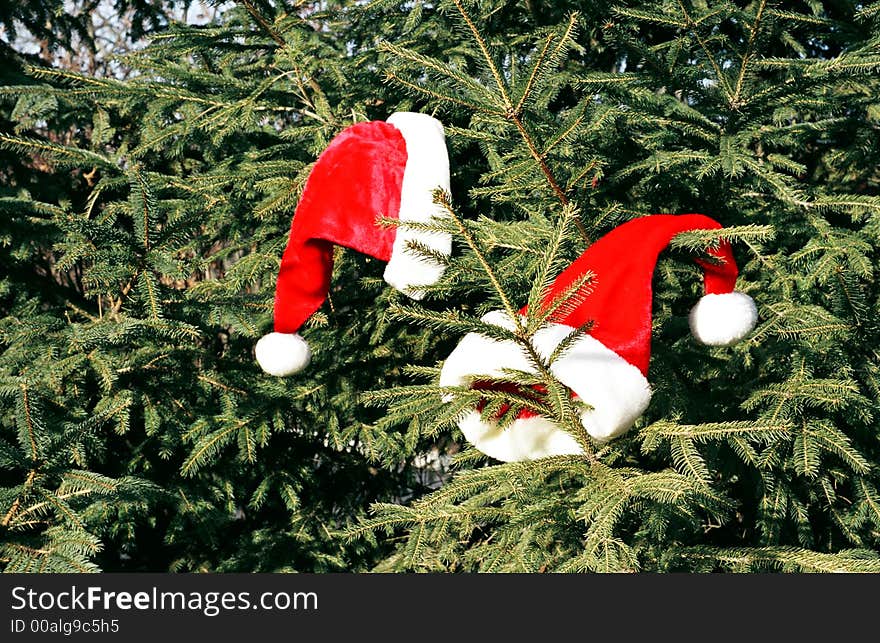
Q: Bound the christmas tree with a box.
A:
[2,0,879,572]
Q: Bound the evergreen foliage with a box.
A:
[2,0,879,572]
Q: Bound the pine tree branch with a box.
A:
[439,196,595,460]
[510,116,580,217]
[674,0,735,102]
[385,72,491,113]
[197,374,248,395]
[21,385,37,462]
[1,469,36,528]
[238,0,286,47]
[448,0,589,242]
[13,489,98,525]
[731,0,768,108]
[438,195,521,324]
[449,0,511,105]
[196,10,336,130]
[514,31,555,115]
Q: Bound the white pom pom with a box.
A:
[255,332,311,376]
[689,292,758,346]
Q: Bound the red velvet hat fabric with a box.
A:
[522,214,740,375]
[273,121,408,335]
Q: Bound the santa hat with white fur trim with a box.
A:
[256,112,451,376]
[439,214,758,462]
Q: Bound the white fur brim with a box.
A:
[689,291,758,346]
[456,412,584,462]
[438,311,652,462]
[255,332,311,376]
[383,112,452,300]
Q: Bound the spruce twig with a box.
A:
[448,0,589,242]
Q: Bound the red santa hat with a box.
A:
[439,214,759,462]
[255,112,451,376]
